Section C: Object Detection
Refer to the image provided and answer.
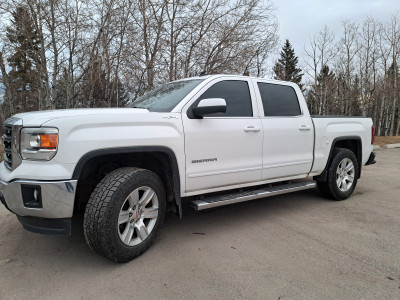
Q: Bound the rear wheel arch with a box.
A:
[72,146,181,216]
[314,136,362,182]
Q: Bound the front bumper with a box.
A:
[0,179,77,218]
[16,215,72,235]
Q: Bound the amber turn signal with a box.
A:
[39,134,58,149]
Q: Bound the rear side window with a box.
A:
[257,83,301,116]
[198,80,253,117]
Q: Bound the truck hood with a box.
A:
[14,108,149,126]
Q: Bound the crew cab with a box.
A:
[0,75,376,262]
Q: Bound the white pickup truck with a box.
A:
[1,74,376,262]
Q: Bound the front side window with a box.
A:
[194,80,253,117]
[258,83,301,116]
[130,79,204,112]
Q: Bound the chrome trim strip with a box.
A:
[13,119,23,169]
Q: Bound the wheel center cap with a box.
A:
[129,208,141,222]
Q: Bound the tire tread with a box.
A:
[317,148,359,201]
[83,167,165,262]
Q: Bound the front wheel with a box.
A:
[83,167,166,262]
[317,148,359,201]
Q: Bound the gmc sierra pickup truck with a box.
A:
[1,74,376,262]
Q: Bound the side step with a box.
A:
[191,181,316,211]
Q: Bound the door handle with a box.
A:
[298,125,311,131]
[244,126,261,132]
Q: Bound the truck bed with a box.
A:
[310,116,374,177]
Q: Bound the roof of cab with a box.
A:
[173,74,299,88]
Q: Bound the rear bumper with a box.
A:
[366,152,376,165]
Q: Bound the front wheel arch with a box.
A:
[72,146,182,217]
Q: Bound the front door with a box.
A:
[182,78,263,193]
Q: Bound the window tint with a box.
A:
[257,83,301,116]
[198,80,253,117]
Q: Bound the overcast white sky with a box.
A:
[270,0,400,78]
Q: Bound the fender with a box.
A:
[314,136,362,182]
[72,146,182,217]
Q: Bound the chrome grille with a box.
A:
[2,117,23,171]
[2,124,13,169]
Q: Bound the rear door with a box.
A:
[182,77,263,193]
[254,81,314,180]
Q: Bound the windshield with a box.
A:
[129,79,204,112]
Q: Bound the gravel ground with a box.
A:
[0,149,399,300]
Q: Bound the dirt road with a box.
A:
[1,149,399,299]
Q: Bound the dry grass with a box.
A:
[374,136,400,146]
[0,146,3,162]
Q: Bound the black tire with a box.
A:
[317,148,359,201]
[83,167,166,262]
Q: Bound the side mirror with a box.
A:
[192,98,226,118]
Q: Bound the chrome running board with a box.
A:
[191,181,316,211]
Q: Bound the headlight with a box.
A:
[20,128,59,160]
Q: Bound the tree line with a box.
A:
[273,16,400,136]
[0,0,399,136]
[302,17,400,136]
[0,0,277,121]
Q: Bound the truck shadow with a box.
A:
[2,188,329,269]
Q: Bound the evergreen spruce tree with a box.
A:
[316,65,336,114]
[273,39,303,88]
[6,6,41,112]
[387,61,399,84]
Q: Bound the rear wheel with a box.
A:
[317,148,359,201]
[83,167,166,262]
